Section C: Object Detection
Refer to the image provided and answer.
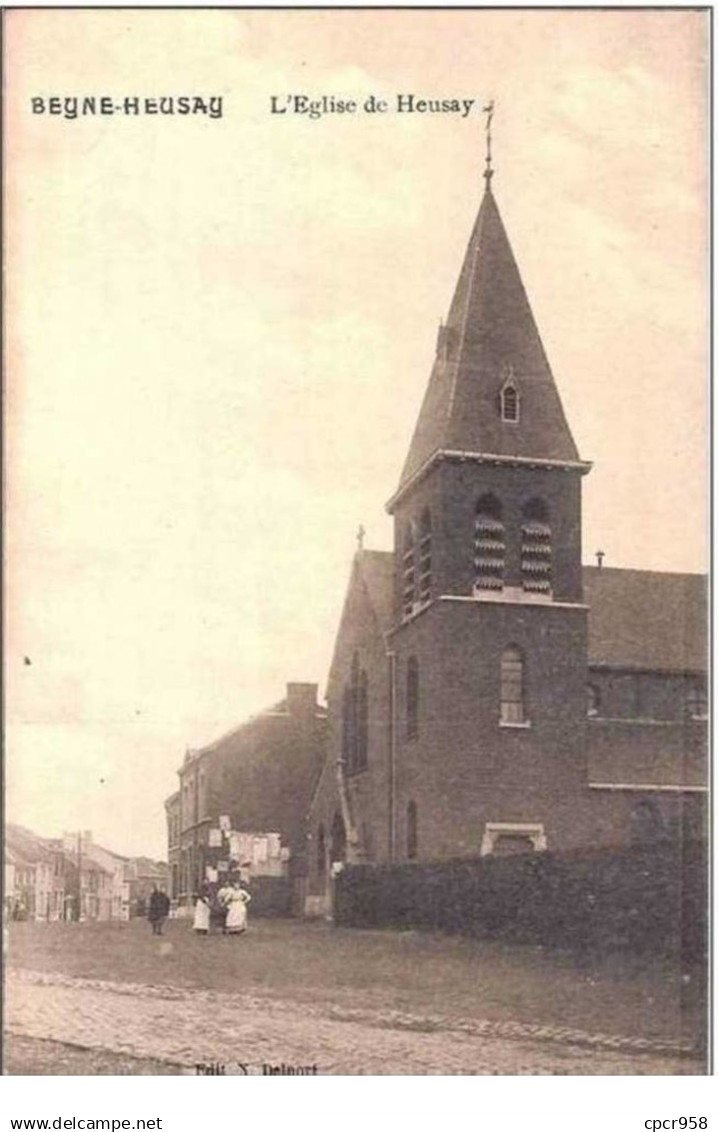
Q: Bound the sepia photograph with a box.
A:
[4,7,710,1081]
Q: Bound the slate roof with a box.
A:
[349,553,707,675]
[397,184,580,498]
[584,566,707,673]
[357,550,395,634]
[179,687,327,843]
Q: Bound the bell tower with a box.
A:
[385,128,593,861]
[387,154,591,619]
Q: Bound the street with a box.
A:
[4,919,706,1075]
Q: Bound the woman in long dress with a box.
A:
[219,880,251,935]
[193,885,211,934]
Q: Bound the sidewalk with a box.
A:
[6,969,704,1076]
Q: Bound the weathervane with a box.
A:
[356,524,365,552]
[483,99,495,184]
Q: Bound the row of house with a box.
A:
[165,152,707,921]
[5,825,168,922]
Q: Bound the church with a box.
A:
[303,154,707,916]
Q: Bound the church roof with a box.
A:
[357,549,395,634]
[348,552,707,674]
[395,184,581,502]
[584,566,707,673]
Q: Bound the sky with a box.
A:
[6,9,709,859]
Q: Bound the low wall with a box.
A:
[335,842,707,960]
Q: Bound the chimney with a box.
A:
[286,682,318,720]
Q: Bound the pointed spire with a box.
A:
[390,169,585,507]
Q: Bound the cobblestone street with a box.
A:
[6,969,702,1076]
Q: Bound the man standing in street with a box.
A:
[147,886,170,935]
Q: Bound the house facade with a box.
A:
[61,832,129,921]
[123,857,170,918]
[166,682,326,912]
[304,172,707,913]
[6,825,66,920]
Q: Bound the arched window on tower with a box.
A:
[418,509,432,605]
[407,801,418,860]
[521,498,552,594]
[407,656,419,740]
[474,495,505,591]
[500,646,526,725]
[402,523,416,618]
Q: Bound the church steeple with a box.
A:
[390,178,586,509]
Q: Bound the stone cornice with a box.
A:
[387,448,592,513]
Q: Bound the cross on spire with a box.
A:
[483,100,495,185]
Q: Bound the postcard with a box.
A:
[4,7,709,1089]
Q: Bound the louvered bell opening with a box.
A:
[474,557,504,572]
[476,538,505,554]
[521,521,551,538]
[418,546,431,598]
[521,542,551,556]
[475,575,504,591]
[521,560,551,576]
[403,568,416,615]
[475,518,504,535]
[523,579,551,593]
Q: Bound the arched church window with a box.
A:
[407,656,419,739]
[500,646,525,725]
[418,509,432,605]
[357,668,369,771]
[402,523,417,618]
[407,801,418,859]
[500,382,519,422]
[342,685,353,768]
[342,653,368,774]
[474,495,505,591]
[316,824,326,876]
[330,811,347,863]
[521,498,552,594]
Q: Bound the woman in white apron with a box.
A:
[219,880,251,934]
[193,885,211,934]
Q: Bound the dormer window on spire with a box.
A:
[499,378,520,423]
